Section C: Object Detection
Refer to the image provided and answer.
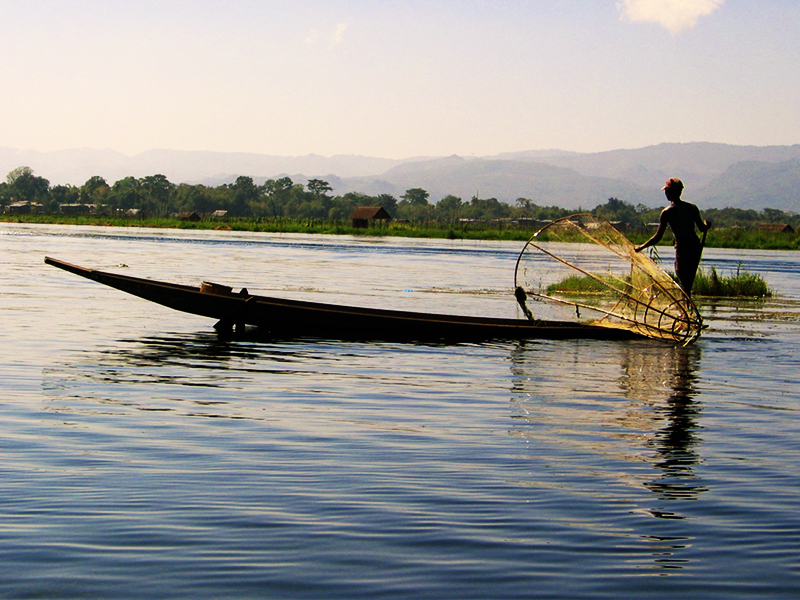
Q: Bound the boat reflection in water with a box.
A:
[44,324,710,576]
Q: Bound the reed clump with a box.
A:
[692,265,772,298]
[546,265,772,299]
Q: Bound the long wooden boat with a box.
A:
[45,257,644,341]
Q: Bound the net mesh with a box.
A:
[514,214,703,344]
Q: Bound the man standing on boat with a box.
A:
[634,178,711,297]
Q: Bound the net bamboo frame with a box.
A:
[514,214,703,344]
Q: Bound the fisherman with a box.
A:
[634,178,711,297]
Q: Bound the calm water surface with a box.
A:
[2,223,800,599]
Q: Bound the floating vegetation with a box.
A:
[692,265,773,298]
[547,265,773,299]
[545,274,620,295]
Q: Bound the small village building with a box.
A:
[5,201,43,215]
[758,223,795,234]
[176,211,201,222]
[516,218,543,228]
[60,203,94,215]
[210,210,228,219]
[348,206,392,228]
[595,218,644,233]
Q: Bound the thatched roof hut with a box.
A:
[348,206,393,228]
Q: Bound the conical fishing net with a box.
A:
[514,214,703,344]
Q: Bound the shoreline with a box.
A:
[2,215,799,250]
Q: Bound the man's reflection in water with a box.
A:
[509,339,707,572]
[619,342,707,513]
[509,340,708,510]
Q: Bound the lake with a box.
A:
[2,222,799,599]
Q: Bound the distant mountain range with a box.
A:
[2,143,799,211]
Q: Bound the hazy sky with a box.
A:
[1,0,798,158]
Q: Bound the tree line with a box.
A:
[2,166,798,229]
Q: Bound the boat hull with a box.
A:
[45,257,644,342]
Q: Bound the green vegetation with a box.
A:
[546,266,773,299]
[1,167,798,249]
[0,167,573,226]
[546,274,620,295]
[0,213,548,241]
[698,228,800,250]
[625,228,800,251]
[692,266,773,298]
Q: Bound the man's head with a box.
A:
[662,178,683,201]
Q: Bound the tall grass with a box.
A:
[692,265,772,298]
